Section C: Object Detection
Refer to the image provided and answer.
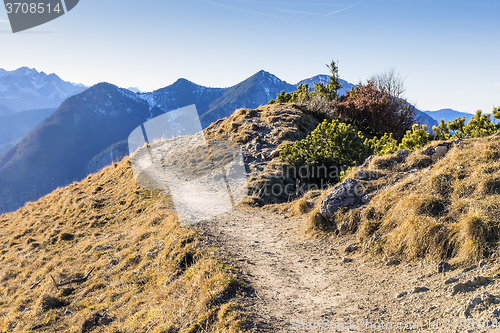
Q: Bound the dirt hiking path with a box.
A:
[199,207,500,332]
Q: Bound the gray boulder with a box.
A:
[396,149,409,158]
[320,178,364,222]
[421,146,435,156]
[355,168,368,180]
[432,145,448,161]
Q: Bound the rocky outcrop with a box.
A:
[421,139,463,162]
[320,178,365,223]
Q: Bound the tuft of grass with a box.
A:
[289,197,313,216]
[279,189,322,219]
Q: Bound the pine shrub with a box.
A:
[399,124,433,151]
[279,119,373,181]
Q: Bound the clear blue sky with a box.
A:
[1,0,498,113]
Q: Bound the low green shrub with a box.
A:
[280,119,372,181]
[399,124,432,151]
[269,83,312,104]
[371,133,399,155]
[433,109,500,139]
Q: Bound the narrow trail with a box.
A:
[199,207,498,332]
[199,207,397,332]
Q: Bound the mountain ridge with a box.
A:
[0,82,164,213]
[0,67,86,114]
[424,108,476,124]
[0,69,448,213]
[0,70,298,213]
[0,156,248,332]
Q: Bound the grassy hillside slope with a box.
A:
[308,134,500,264]
[0,157,248,333]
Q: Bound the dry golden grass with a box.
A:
[276,190,322,219]
[286,196,313,217]
[205,104,322,146]
[0,158,249,333]
[307,135,500,265]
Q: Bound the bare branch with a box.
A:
[29,277,44,290]
[370,68,406,99]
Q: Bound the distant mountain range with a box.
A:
[0,108,56,155]
[0,68,450,213]
[0,67,86,114]
[423,109,475,124]
[0,67,86,156]
[0,70,299,213]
